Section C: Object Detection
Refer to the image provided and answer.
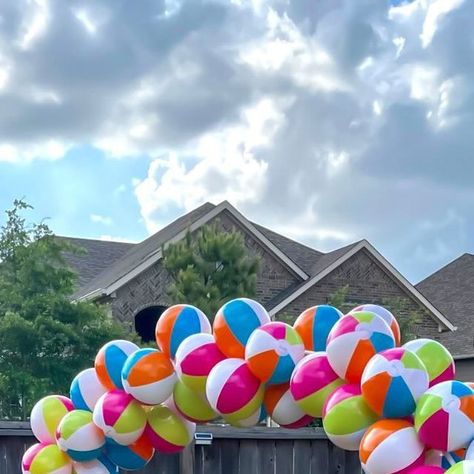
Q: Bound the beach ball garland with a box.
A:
[415,380,474,451]
[22,443,72,474]
[30,395,74,444]
[72,454,119,474]
[326,311,396,384]
[361,347,429,418]
[145,405,195,454]
[352,304,401,346]
[155,304,211,359]
[121,348,176,405]
[264,383,313,429]
[175,333,226,394]
[245,321,305,384]
[403,339,455,387]
[94,340,139,391]
[359,419,425,474]
[322,384,378,451]
[293,305,343,351]
[206,358,264,423]
[70,369,107,413]
[213,298,271,358]
[93,390,146,446]
[56,410,105,462]
[290,351,344,418]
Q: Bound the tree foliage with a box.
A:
[163,222,259,319]
[0,200,128,419]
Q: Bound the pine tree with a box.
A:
[162,222,259,319]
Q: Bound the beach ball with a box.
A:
[206,358,265,424]
[105,435,154,471]
[70,368,107,412]
[352,304,401,346]
[264,383,313,429]
[290,352,344,417]
[30,395,74,444]
[121,348,176,405]
[22,443,72,474]
[415,380,474,451]
[93,390,146,446]
[467,439,474,460]
[73,454,118,474]
[245,322,305,384]
[213,298,271,358]
[226,405,267,428]
[175,333,226,394]
[446,461,474,473]
[95,340,139,391]
[360,419,425,474]
[403,339,455,387]
[172,379,217,423]
[361,348,429,418]
[326,311,395,384]
[155,304,211,359]
[407,468,444,474]
[145,405,195,454]
[56,410,105,462]
[322,384,378,451]
[293,305,343,351]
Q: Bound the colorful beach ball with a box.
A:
[245,322,305,384]
[175,333,226,394]
[293,305,343,352]
[415,380,474,451]
[290,352,344,418]
[326,311,395,384]
[226,405,267,428]
[30,395,74,444]
[145,405,195,454]
[105,435,154,471]
[22,443,72,474]
[95,340,139,391]
[407,467,444,474]
[213,298,271,358]
[322,384,378,451]
[264,383,313,429]
[467,439,474,460]
[121,348,176,405]
[172,379,216,423]
[403,339,455,387]
[70,368,107,412]
[56,410,105,462]
[73,455,118,474]
[352,304,401,346]
[360,419,425,474]
[445,461,474,473]
[155,304,211,359]
[206,358,265,424]
[426,448,467,469]
[93,390,146,446]
[361,348,429,418]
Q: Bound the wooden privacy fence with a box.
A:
[0,422,361,473]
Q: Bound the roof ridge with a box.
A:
[57,235,135,245]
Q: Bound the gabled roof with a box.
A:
[417,253,474,356]
[269,240,456,332]
[59,237,134,288]
[74,201,309,300]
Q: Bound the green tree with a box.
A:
[163,222,259,319]
[0,200,129,420]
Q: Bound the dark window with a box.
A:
[135,305,168,342]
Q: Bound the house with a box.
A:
[417,253,474,381]
[63,201,468,374]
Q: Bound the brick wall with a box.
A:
[275,248,444,342]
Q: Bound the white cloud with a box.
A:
[90,214,113,226]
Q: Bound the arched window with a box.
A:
[134,305,168,342]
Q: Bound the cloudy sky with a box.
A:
[0,0,473,283]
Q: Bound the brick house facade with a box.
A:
[65,201,469,375]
